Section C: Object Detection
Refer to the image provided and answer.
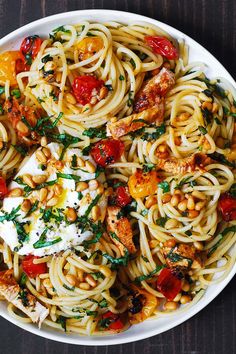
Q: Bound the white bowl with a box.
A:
[0,9,236,346]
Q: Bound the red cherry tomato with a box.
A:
[218,193,236,221]
[91,139,124,167]
[20,35,42,62]
[15,58,30,74]
[72,75,104,105]
[115,186,132,207]
[157,268,182,301]
[102,311,124,330]
[145,36,179,60]
[22,255,47,278]
[0,177,8,199]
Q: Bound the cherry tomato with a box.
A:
[218,193,236,221]
[128,169,162,199]
[15,58,30,74]
[77,37,103,61]
[115,186,132,207]
[145,36,179,60]
[91,138,124,167]
[0,51,23,85]
[22,255,47,278]
[101,311,124,330]
[72,75,104,105]
[20,35,42,63]
[0,177,8,199]
[157,268,182,301]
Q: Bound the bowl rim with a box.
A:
[0,8,236,346]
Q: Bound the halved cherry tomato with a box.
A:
[0,177,8,199]
[115,186,132,207]
[101,311,124,330]
[22,255,47,278]
[91,138,124,167]
[128,169,162,199]
[15,58,30,74]
[145,36,179,60]
[72,75,104,105]
[20,35,42,63]
[0,51,23,85]
[157,268,182,301]
[218,193,236,221]
[77,37,104,61]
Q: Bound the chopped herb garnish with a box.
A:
[214,117,222,125]
[141,255,149,262]
[198,126,207,135]
[143,163,155,173]
[41,54,53,63]
[134,265,164,283]
[19,272,27,287]
[130,58,136,68]
[141,124,166,141]
[84,194,101,218]
[57,172,81,182]
[208,152,235,168]
[56,315,67,332]
[127,91,134,107]
[156,216,168,227]
[141,209,148,216]
[82,127,107,139]
[11,89,21,99]
[119,74,125,81]
[175,176,194,189]
[24,201,39,218]
[18,289,29,307]
[0,86,5,95]
[158,181,170,193]
[103,249,129,266]
[33,228,62,249]
[12,144,28,156]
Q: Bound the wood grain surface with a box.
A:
[0,1,236,353]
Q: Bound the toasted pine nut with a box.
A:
[43,278,53,288]
[173,293,182,302]
[55,160,64,170]
[182,281,190,292]
[21,199,32,212]
[16,121,29,134]
[32,175,47,184]
[42,147,51,158]
[178,199,188,212]
[199,92,212,102]
[158,144,167,153]
[77,269,84,282]
[85,160,96,173]
[66,207,77,222]
[193,241,204,251]
[44,61,57,72]
[149,240,159,249]
[85,274,97,287]
[47,197,58,207]
[164,301,179,311]
[99,265,112,278]
[76,181,88,192]
[56,72,62,83]
[212,102,219,113]
[97,185,104,194]
[187,196,195,210]
[65,274,77,287]
[145,195,157,208]
[180,295,191,304]
[77,157,85,167]
[54,184,63,196]
[188,210,199,218]
[46,189,54,200]
[195,200,206,211]
[174,190,185,201]
[164,239,177,248]
[192,190,206,200]
[91,205,100,221]
[99,86,108,100]
[65,92,76,105]
[8,188,23,197]
[79,282,90,290]
[36,149,47,164]
[40,136,48,147]
[202,101,213,111]
[165,218,179,230]
[162,193,171,204]
[174,137,182,146]
[90,96,98,105]
[23,174,35,188]
[88,179,99,190]
[170,195,179,207]
[39,188,48,202]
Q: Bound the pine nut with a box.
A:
[85,274,97,287]
[39,188,48,202]
[97,185,104,194]
[187,196,195,210]
[146,141,152,154]
[165,218,179,230]
[77,269,84,282]
[158,144,168,153]
[170,195,179,207]
[212,102,219,113]
[88,179,99,190]
[47,189,54,200]
[36,149,47,164]
[199,92,212,102]
[22,174,35,188]
[90,96,98,105]
[182,281,190,292]
[65,274,77,287]
[76,182,88,192]
[85,160,96,173]
[202,101,213,111]
[164,301,179,311]
[54,184,63,196]
[188,210,199,218]
[174,137,182,146]
[193,241,204,251]
[65,92,76,105]
[8,188,23,197]
[55,160,64,170]
[162,193,171,204]
[47,197,58,207]
[100,265,112,278]
[91,205,101,220]
[44,61,57,72]
[77,157,85,167]
[216,136,225,148]
[177,112,190,121]
[149,240,159,248]
[56,72,62,83]
[174,190,185,201]
[195,200,206,211]
[173,293,182,302]
[99,86,108,100]
[21,199,32,212]
[192,190,206,200]
[66,207,77,222]
[145,195,157,208]
[40,136,48,147]
[178,199,188,212]
[43,278,53,288]
[32,175,47,184]
[42,147,51,158]
[79,282,90,290]
[180,295,191,304]
[164,239,177,248]
[16,121,29,134]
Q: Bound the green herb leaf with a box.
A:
[208,152,235,168]
[82,127,107,139]
[56,315,67,331]
[141,209,148,216]
[143,163,155,173]
[19,272,27,287]
[134,265,164,283]
[214,117,222,125]
[24,201,39,218]
[156,216,168,227]
[84,194,101,218]
[198,126,207,135]
[130,58,136,68]
[33,228,62,249]
[119,75,125,81]
[11,89,21,99]
[0,86,5,95]
[141,124,166,141]
[158,181,170,193]
[57,172,81,182]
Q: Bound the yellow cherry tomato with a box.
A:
[128,169,161,199]
[0,51,22,85]
[77,37,104,61]
[128,285,159,324]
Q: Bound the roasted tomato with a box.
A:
[72,75,104,105]
[91,138,124,167]
[15,58,30,74]
[128,285,158,324]
[145,36,179,60]
[0,51,24,85]
[101,311,124,331]
[128,169,161,199]
[114,185,132,207]
[22,255,47,278]
[0,177,8,199]
[156,268,182,301]
[218,193,236,221]
[20,35,42,63]
[77,37,104,61]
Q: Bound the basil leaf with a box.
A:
[84,194,101,218]
[158,181,170,193]
[208,152,235,168]
[156,216,168,227]
[134,265,164,283]
[198,126,207,135]
[82,127,107,139]
[57,172,81,182]
[143,163,155,173]
[56,315,67,332]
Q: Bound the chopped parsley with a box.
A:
[142,163,155,173]
[208,152,235,168]
[11,89,21,99]
[141,124,166,141]
[82,127,107,139]
[56,315,67,331]
[18,289,29,307]
[198,126,207,135]
[130,58,136,68]
[134,265,164,283]
[57,172,81,182]
[119,74,125,81]
[158,181,170,193]
[156,216,168,227]
[127,91,134,107]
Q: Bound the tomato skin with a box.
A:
[0,51,23,85]
[157,268,182,301]
[0,177,8,199]
[102,311,124,330]
[115,186,132,207]
[20,36,42,61]
[15,58,30,74]
[218,193,236,221]
[91,138,124,167]
[72,75,104,105]
[22,255,47,278]
[145,36,179,60]
[128,170,161,199]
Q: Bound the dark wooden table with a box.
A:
[0,1,236,353]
